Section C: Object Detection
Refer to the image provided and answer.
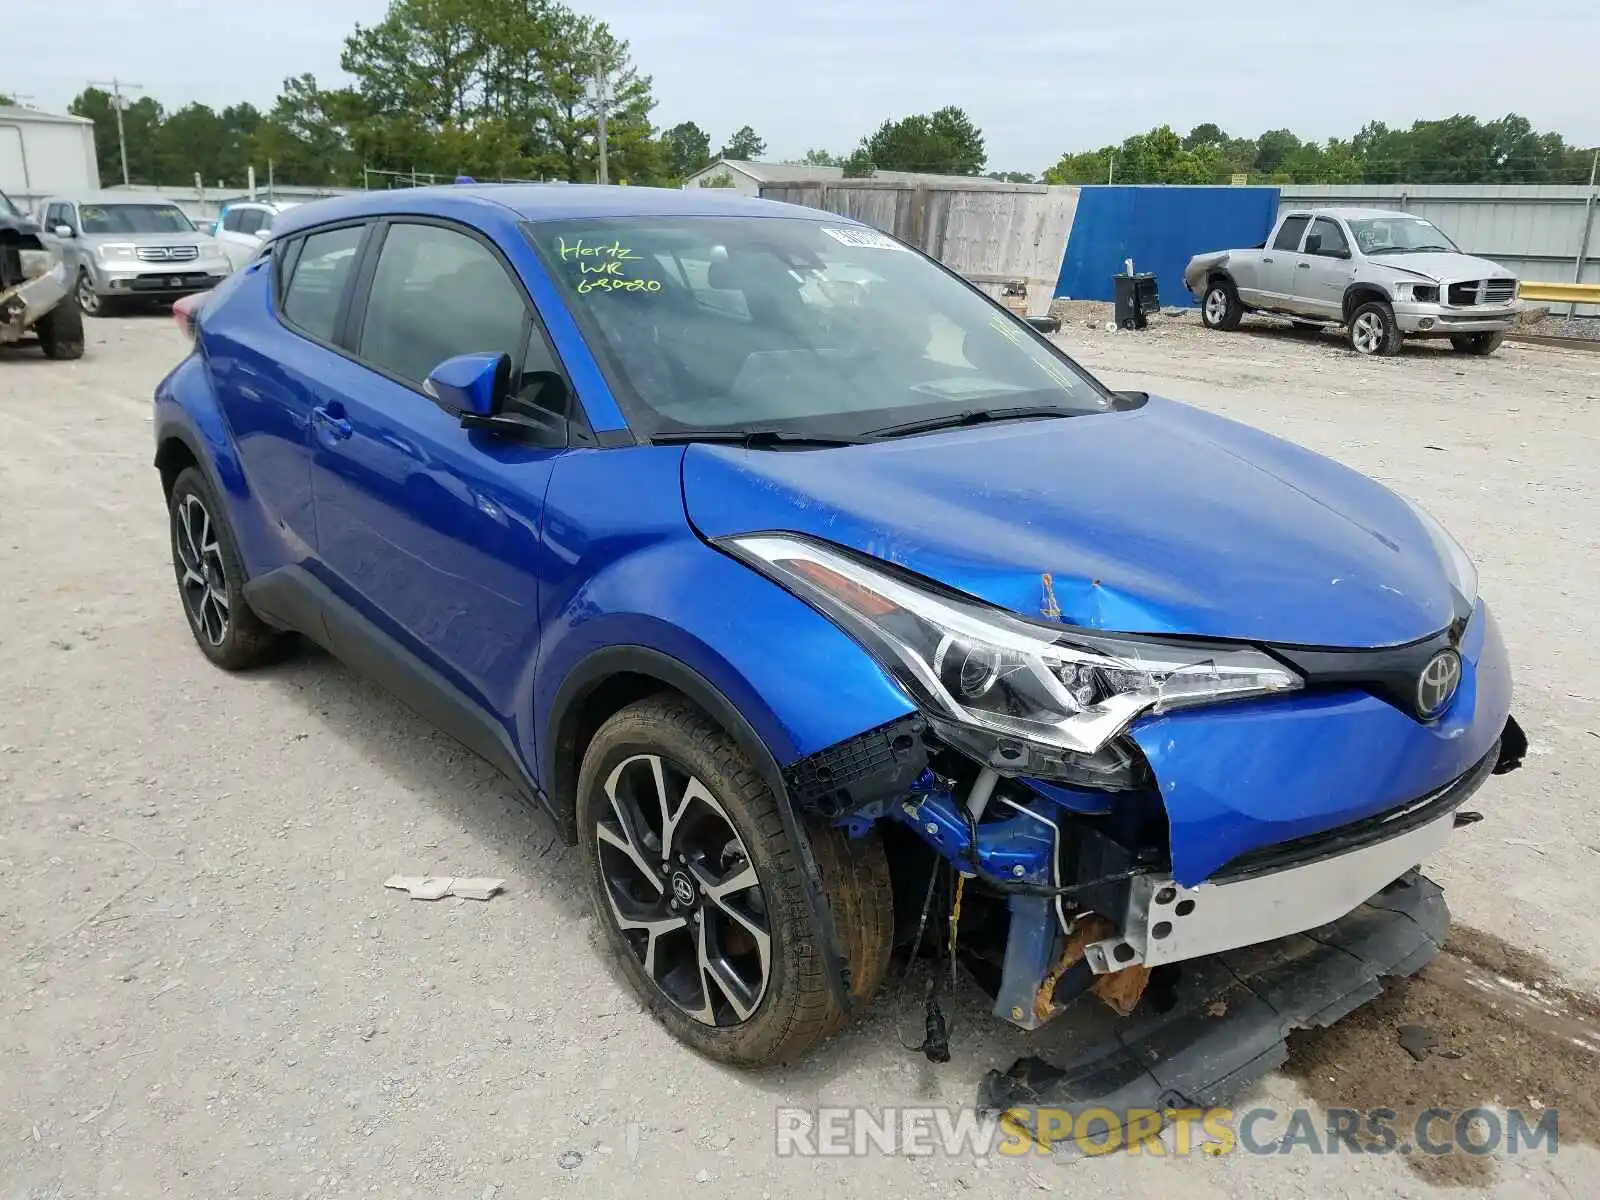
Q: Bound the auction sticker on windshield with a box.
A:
[820,226,909,251]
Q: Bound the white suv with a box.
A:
[214,201,296,271]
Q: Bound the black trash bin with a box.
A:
[1113,271,1159,330]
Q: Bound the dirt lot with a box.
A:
[3,309,1599,1198]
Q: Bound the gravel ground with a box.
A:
[1522,311,1600,342]
[3,311,1599,1198]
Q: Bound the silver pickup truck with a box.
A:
[1185,207,1520,357]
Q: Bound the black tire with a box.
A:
[75,269,115,318]
[35,295,85,360]
[577,696,892,1067]
[1451,332,1505,356]
[1348,300,1403,356]
[1200,279,1243,331]
[167,466,295,670]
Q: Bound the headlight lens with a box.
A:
[1404,498,1478,605]
[17,248,60,279]
[723,535,1302,766]
[97,243,138,263]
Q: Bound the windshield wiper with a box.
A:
[868,405,1075,439]
[1368,245,1453,255]
[650,428,863,449]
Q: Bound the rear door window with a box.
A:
[280,225,365,343]
[1272,215,1310,251]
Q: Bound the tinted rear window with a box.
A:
[281,225,364,342]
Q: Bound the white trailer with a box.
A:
[0,106,101,214]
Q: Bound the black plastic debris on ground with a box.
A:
[978,871,1449,1129]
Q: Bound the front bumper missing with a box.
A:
[0,262,69,340]
[979,870,1448,1128]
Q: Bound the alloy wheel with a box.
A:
[1204,287,1229,325]
[1351,312,1385,354]
[594,753,772,1026]
[76,272,101,316]
[174,493,230,646]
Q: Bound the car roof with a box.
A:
[270,183,845,240]
[1286,207,1420,222]
[53,191,187,206]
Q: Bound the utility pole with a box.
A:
[595,56,610,185]
[88,78,143,186]
[1107,151,1115,186]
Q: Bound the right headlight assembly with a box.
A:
[722,535,1302,780]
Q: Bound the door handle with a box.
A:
[1262,256,1274,264]
[311,405,353,441]
[1297,262,1312,269]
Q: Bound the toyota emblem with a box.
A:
[670,870,696,907]
[1416,649,1462,718]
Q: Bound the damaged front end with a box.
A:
[743,532,1521,1095]
[1,224,70,345]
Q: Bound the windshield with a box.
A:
[527,216,1114,440]
[78,203,195,235]
[1348,216,1458,255]
[0,189,19,218]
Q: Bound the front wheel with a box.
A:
[35,295,84,360]
[577,696,892,1067]
[75,269,113,318]
[1200,280,1243,330]
[1451,332,1505,356]
[1348,300,1403,356]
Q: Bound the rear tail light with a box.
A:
[172,293,203,342]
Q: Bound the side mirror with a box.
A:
[54,225,74,238]
[424,352,509,418]
[1304,234,1322,254]
[1334,247,1353,260]
[423,353,569,447]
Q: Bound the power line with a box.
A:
[87,78,144,186]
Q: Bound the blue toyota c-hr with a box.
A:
[154,184,1522,1075]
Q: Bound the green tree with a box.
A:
[986,170,1037,183]
[854,105,985,175]
[662,120,711,179]
[1252,128,1302,176]
[69,88,165,184]
[718,125,765,160]
[254,75,367,185]
[841,148,875,178]
[797,148,840,167]
[1182,123,1227,152]
[1042,146,1113,184]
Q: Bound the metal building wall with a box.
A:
[758,180,1079,318]
[1279,183,1599,315]
[0,110,101,211]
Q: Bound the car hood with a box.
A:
[1368,251,1512,283]
[682,397,1460,649]
[1,211,40,236]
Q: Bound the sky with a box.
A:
[5,0,1599,174]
